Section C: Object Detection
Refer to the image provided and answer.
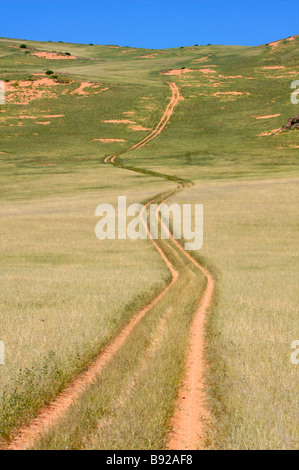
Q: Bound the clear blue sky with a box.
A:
[0,0,298,49]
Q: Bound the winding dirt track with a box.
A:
[104,81,180,163]
[5,82,214,451]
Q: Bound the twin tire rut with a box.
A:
[5,82,214,451]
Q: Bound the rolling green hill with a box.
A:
[0,35,298,450]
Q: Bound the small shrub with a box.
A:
[20,44,27,49]
[13,82,19,87]
[45,70,54,75]
[57,78,70,84]
[64,52,71,56]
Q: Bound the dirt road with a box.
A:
[5,82,214,451]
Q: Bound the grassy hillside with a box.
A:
[0,35,298,449]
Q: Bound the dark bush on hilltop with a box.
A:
[46,70,54,75]
[65,52,71,56]
[20,44,27,49]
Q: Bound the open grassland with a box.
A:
[0,35,298,449]
[33,234,206,450]
[170,179,299,449]
[0,163,175,439]
[0,45,175,438]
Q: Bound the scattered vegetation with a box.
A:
[0,34,298,450]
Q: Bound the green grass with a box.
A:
[33,213,206,450]
[170,179,299,449]
[0,167,175,440]
[0,34,298,449]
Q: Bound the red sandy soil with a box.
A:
[213,91,249,96]
[4,78,61,105]
[269,36,297,51]
[138,54,157,58]
[92,138,126,142]
[198,68,217,74]
[42,115,64,118]
[93,87,109,94]
[259,128,281,136]
[192,57,209,62]
[102,119,136,124]
[31,51,78,60]
[278,145,299,149]
[129,125,152,131]
[19,115,37,119]
[130,82,180,151]
[252,114,280,119]
[5,78,58,90]
[218,75,243,79]
[262,66,286,70]
[70,82,94,95]
[162,69,193,76]
[269,41,280,51]
[166,238,214,450]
